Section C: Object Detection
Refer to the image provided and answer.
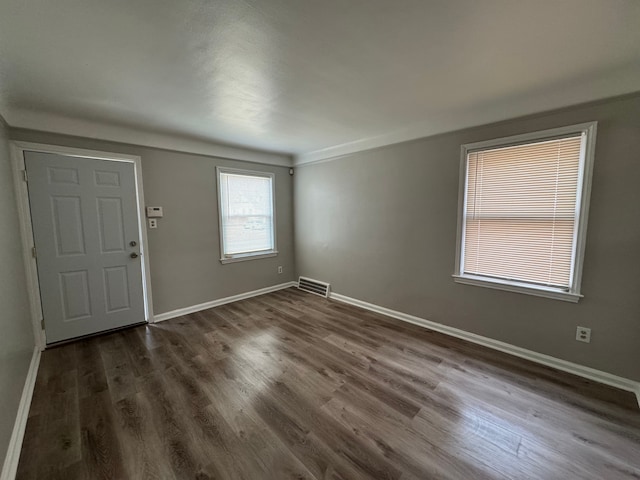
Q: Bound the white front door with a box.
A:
[25,151,145,344]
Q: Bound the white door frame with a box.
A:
[10,141,155,350]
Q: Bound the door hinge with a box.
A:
[40,318,44,330]
[22,170,28,182]
[31,246,37,258]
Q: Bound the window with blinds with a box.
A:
[217,167,277,263]
[454,123,596,302]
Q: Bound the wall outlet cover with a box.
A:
[576,326,591,343]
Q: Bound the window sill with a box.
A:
[220,250,278,264]
[452,274,582,303]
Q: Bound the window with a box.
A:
[454,122,597,302]
[217,167,277,263]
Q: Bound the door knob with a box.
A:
[130,241,137,247]
[130,252,139,259]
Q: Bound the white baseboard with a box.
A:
[1,347,41,480]
[330,292,640,407]
[153,281,297,323]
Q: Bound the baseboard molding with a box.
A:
[153,281,297,323]
[1,347,41,480]
[330,292,640,405]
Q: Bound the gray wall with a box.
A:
[0,117,34,467]
[10,129,296,315]
[294,94,640,381]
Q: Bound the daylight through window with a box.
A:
[217,168,276,262]
[454,123,596,302]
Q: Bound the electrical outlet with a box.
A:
[277,266,283,274]
[148,218,157,229]
[576,326,591,343]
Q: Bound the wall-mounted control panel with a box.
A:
[146,206,163,218]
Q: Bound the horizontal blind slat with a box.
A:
[464,135,582,288]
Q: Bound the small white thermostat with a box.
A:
[146,206,163,218]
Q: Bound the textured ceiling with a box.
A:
[0,0,639,163]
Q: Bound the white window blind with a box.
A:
[218,169,275,259]
[462,135,583,289]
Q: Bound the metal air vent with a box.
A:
[297,276,330,298]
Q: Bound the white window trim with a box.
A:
[453,122,597,303]
[216,166,278,264]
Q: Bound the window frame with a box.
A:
[216,166,278,264]
[453,122,597,302]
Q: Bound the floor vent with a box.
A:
[298,276,330,298]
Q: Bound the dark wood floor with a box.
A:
[16,288,640,479]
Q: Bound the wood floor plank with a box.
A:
[191,355,319,479]
[323,389,510,480]
[256,379,403,480]
[14,414,42,480]
[112,392,177,480]
[76,339,109,400]
[136,371,207,479]
[79,391,127,480]
[16,288,640,480]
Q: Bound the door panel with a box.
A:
[48,166,79,184]
[97,197,126,252]
[103,266,131,312]
[94,170,120,186]
[25,151,145,343]
[51,195,86,256]
[59,270,92,321]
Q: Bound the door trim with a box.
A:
[10,141,155,349]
